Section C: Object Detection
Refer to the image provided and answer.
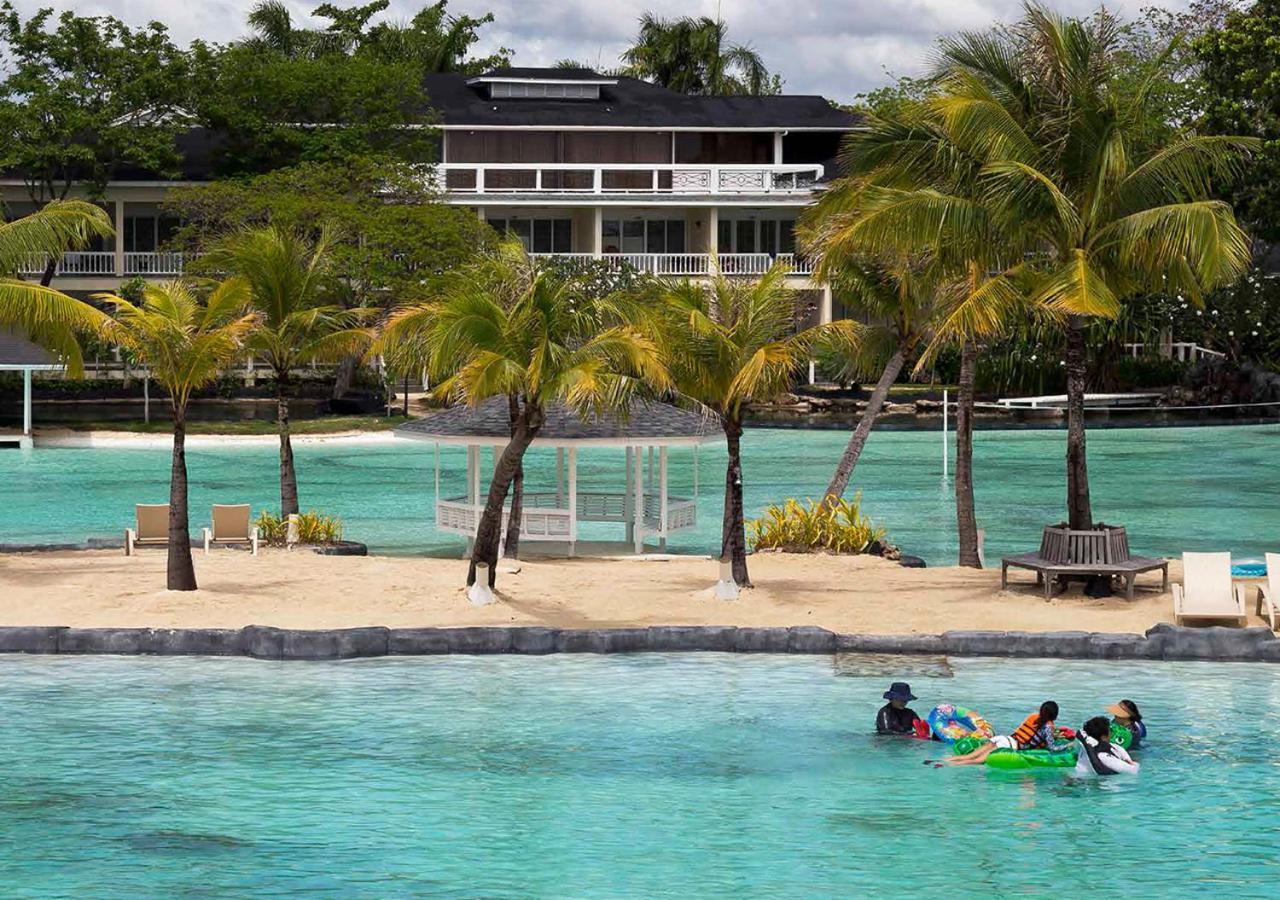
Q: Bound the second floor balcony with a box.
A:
[531,252,814,277]
[438,163,824,196]
[20,251,185,279]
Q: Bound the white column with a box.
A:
[773,131,784,164]
[707,207,719,254]
[22,368,32,436]
[821,285,833,324]
[434,443,441,508]
[568,447,578,557]
[113,200,126,276]
[633,444,644,554]
[556,447,565,506]
[465,444,478,553]
[591,207,603,256]
[659,446,668,550]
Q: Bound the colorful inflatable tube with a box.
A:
[984,747,1079,769]
[927,704,995,744]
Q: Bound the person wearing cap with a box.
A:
[876,682,924,735]
[1108,700,1146,749]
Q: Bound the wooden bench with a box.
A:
[1001,525,1169,600]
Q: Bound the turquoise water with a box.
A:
[3,424,1280,564]
[1,654,1276,896]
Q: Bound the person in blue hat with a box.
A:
[876,682,924,735]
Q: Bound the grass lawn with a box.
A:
[54,415,409,435]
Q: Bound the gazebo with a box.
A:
[0,332,59,450]
[395,398,720,555]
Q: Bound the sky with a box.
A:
[11,0,1182,101]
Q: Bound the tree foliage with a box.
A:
[621,15,780,96]
[0,3,194,201]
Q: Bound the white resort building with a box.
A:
[1,67,857,335]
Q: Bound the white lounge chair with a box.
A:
[1173,552,1246,627]
[202,504,259,556]
[1255,552,1280,632]
[125,503,169,556]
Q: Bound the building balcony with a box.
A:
[530,252,814,277]
[438,163,824,196]
[20,251,185,278]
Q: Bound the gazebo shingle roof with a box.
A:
[396,398,716,442]
[0,332,56,367]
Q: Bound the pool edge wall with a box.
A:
[0,624,1277,662]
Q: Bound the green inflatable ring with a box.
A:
[1110,722,1133,749]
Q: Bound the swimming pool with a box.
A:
[1,654,1275,895]
[4,423,1280,564]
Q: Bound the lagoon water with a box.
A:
[0,654,1276,896]
[3,424,1279,564]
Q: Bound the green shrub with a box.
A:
[748,495,885,554]
[255,510,344,546]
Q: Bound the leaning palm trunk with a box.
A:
[470,403,544,589]
[720,416,751,587]
[167,409,198,591]
[276,370,300,516]
[823,347,906,501]
[503,394,524,559]
[955,343,981,567]
[1064,316,1092,530]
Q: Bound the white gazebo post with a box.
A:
[659,446,668,551]
[555,447,565,506]
[632,443,644,553]
[567,447,578,557]
[465,444,479,554]
[624,446,635,545]
[22,367,33,438]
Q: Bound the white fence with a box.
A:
[20,251,186,277]
[437,162,823,195]
[1123,342,1225,362]
[531,252,814,277]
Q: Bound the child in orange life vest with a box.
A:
[947,701,1069,765]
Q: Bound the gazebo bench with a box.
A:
[1001,554,1169,601]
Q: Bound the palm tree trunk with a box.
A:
[331,355,358,399]
[955,342,981,567]
[470,403,544,588]
[167,407,198,591]
[1065,315,1093,529]
[721,416,751,587]
[276,369,299,516]
[824,348,906,501]
[502,394,524,559]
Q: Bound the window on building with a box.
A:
[603,219,686,254]
[716,217,798,255]
[486,217,574,253]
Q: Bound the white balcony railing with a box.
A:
[531,252,815,277]
[437,162,823,195]
[18,251,185,278]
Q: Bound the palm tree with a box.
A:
[804,3,1255,532]
[203,226,372,517]
[622,14,773,96]
[655,259,858,586]
[1,201,113,370]
[97,281,256,590]
[379,240,668,602]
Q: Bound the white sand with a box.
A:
[0,549,1245,634]
[34,429,403,449]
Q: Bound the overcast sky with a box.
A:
[11,0,1181,101]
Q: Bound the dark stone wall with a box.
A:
[0,624,1275,662]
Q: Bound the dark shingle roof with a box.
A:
[396,398,717,442]
[424,72,858,130]
[0,332,56,367]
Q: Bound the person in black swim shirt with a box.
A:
[876,682,923,735]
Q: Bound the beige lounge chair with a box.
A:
[1173,552,1246,626]
[202,504,259,556]
[1255,553,1279,632]
[125,504,170,556]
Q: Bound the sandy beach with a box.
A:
[0,548,1248,633]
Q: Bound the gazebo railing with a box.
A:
[437,490,697,541]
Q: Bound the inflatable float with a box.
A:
[927,704,995,744]
[951,734,1079,769]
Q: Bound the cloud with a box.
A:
[6,0,1185,100]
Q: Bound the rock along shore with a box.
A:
[0,623,1276,662]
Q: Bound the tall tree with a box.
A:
[379,240,668,603]
[655,260,856,586]
[811,3,1256,532]
[202,226,373,516]
[622,14,778,96]
[98,280,256,590]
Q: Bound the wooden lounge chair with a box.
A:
[1173,552,1246,626]
[1255,552,1279,631]
[125,503,169,556]
[202,504,259,556]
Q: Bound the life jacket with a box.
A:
[1078,734,1117,776]
[1011,713,1044,748]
